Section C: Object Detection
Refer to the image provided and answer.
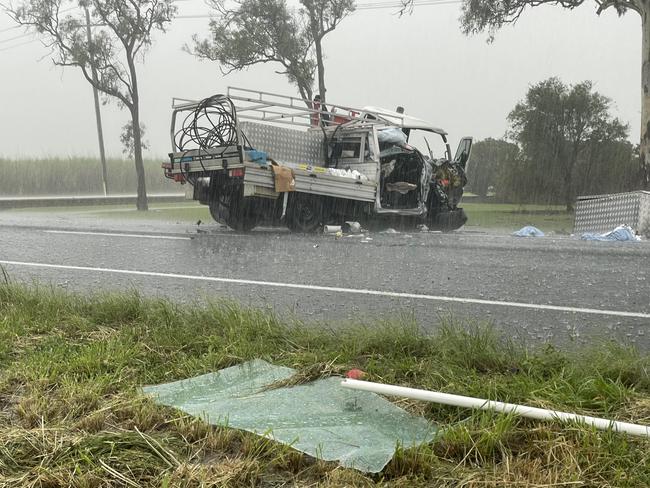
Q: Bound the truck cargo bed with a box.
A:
[244,163,376,203]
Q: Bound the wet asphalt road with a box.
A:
[1,209,649,349]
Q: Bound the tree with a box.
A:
[7,0,176,210]
[458,0,650,190]
[299,0,354,103]
[575,138,638,195]
[505,78,630,208]
[466,138,519,198]
[191,0,354,104]
[120,121,149,158]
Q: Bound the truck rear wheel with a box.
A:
[209,190,258,232]
[227,195,259,232]
[286,194,323,233]
[208,200,227,225]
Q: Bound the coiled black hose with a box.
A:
[174,95,239,151]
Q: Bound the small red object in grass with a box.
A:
[346,369,366,379]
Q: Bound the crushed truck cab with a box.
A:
[162,87,472,232]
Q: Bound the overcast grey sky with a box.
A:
[0,1,641,159]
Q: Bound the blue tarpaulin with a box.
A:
[513,226,545,237]
[581,225,640,242]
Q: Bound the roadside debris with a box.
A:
[341,379,650,437]
[512,226,545,237]
[342,221,362,234]
[324,225,342,234]
[142,360,437,473]
[581,224,641,242]
[325,221,364,239]
[574,191,650,238]
[346,368,366,379]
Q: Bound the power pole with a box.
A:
[85,6,108,196]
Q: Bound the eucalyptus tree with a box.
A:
[7,0,176,210]
[191,0,354,104]
[456,0,650,189]
[507,77,629,208]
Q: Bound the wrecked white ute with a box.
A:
[163,87,472,232]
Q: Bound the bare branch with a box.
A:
[596,0,642,15]
[190,0,317,99]
[80,63,132,108]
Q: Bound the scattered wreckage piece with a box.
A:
[162,87,473,233]
[581,224,641,242]
[512,226,545,237]
[575,191,650,238]
[142,359,438,473]
[341,379,650,437]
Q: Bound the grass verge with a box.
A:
[0,282,648,486]
[12,201,211,223]
[463,203,574,233]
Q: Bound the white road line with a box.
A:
[1,259,649,319]
[44,230,192,240]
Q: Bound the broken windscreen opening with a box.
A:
[380,146,428,210]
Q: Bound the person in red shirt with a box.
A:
[310,95,330,127]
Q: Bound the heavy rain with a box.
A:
[1,0,649,485]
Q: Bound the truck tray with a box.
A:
[244,163,376,203]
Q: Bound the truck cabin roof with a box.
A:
[360,106,448,136]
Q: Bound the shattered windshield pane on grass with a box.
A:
[142,359,438,473]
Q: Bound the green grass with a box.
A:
[86,202,211,222]
[0,281,648,486]
[13,202,211,223]
[0,156,177,196]
[463,202,574,233]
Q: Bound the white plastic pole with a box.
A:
[341,379,650,437]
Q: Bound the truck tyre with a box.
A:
[430,208,467,232]
[226,195,259,232]
[208,200,227,225]
[210,190,258,231]
[286,194,323,233]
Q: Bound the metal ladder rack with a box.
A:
[226,86,369,129]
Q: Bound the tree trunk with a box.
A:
[131,106,148,211]
[641,8,650,189]
[314,36,326,103]
[298,83,312,108]
[126,54,148,211]
[564,144,580,212]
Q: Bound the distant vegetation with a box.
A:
[0,157,178,196]
[466,78,641,209]
[457,0,649,191]
[7,0,177,210]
